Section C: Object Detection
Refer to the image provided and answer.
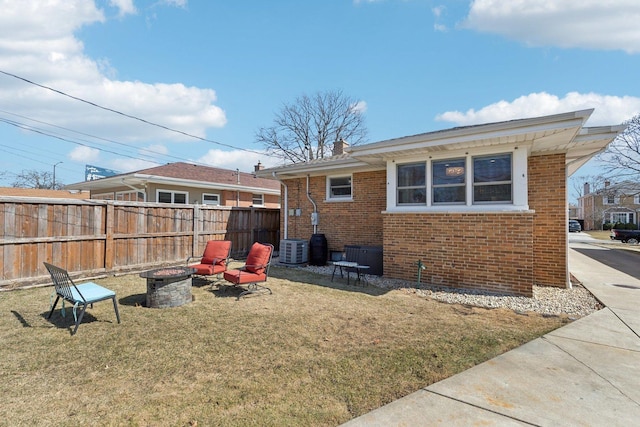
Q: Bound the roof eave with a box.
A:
[65,173,280,195]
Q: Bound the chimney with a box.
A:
[254,161,264,172]
[584,182,590,195]
[333,138,349,156]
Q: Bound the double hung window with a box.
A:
[397,163,426,204]
[473,154,512,203]
[432,159,465,204]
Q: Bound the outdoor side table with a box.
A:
[331,261,369,286]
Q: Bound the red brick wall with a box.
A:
[220,190,280,208]
[529,154,567,287]
[280,171,386,253]
[382,212,535,296]
[281,153,567,296]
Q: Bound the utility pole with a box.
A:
[53,161,63,189]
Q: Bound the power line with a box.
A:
[0,118,163,164]
[0,69,273,158]
[0,109,196,165]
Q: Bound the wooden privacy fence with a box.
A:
[0,197,280,290]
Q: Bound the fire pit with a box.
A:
[139,267,197,308]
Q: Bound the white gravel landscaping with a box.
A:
[299,263,603,318]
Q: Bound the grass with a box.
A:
[0,263,570,426]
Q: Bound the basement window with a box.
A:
[202,193,220,205]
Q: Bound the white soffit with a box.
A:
[565,125,628,176]
[349,110,592,163]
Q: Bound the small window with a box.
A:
[157,190,188,204]
[202,193,220,206]
[473,153,512,203]
[252,194,264,206]
[432,158,465,204]
[604,194,619,205]
[328,176,352,199]
[397,163,426,205]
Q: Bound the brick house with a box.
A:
[65,162,281,208]
[579,180,640,230]
[258,110,625,296]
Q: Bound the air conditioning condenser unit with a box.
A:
[279,239,309,264]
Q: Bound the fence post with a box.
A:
[250,207,255,243]
[192,204,201,256]
[104,202,114,270]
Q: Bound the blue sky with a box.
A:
[1,0,639,198]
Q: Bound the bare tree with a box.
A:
[569,174,608,201]
[255,90,368,164]
[598,114,640,178]
[12,170,63,189]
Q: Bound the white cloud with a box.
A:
[436,92,640,126]
[160,0,188,8]
[351,100,368,114]
[197,149,281,173]
[69,145,100,162]
[432,5,448,32]
[0,0,226,144]
[109,0,136,17]
[108,158,159,173]
[462,0,640,54]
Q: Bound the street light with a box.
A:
[53,161,62,189]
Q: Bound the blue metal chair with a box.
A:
[44,262,121,335]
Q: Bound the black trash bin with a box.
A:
[309,233,328,266]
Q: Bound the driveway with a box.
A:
[569,232,640,280]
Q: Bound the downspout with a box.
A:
[306,175,318,235]
[272,172,288,239]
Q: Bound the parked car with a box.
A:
[610,229,640,244]
[568,220,582,232]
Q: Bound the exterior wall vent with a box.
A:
[279,239,309,264]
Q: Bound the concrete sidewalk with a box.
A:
[342,245,640,426]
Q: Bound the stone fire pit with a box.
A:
[140,267,197,308]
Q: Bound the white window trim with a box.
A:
[326,174,353,201]
[603,195,620,205]
[386,147,528,213]
[202,193,220,206]
[252,193,265,206]
[156,189,189,204]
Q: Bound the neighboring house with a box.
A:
[568,203,579,220]
[65,162,281,208]
[0,187,89,199]
[579,180,640,230]
[258,109,625,297]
